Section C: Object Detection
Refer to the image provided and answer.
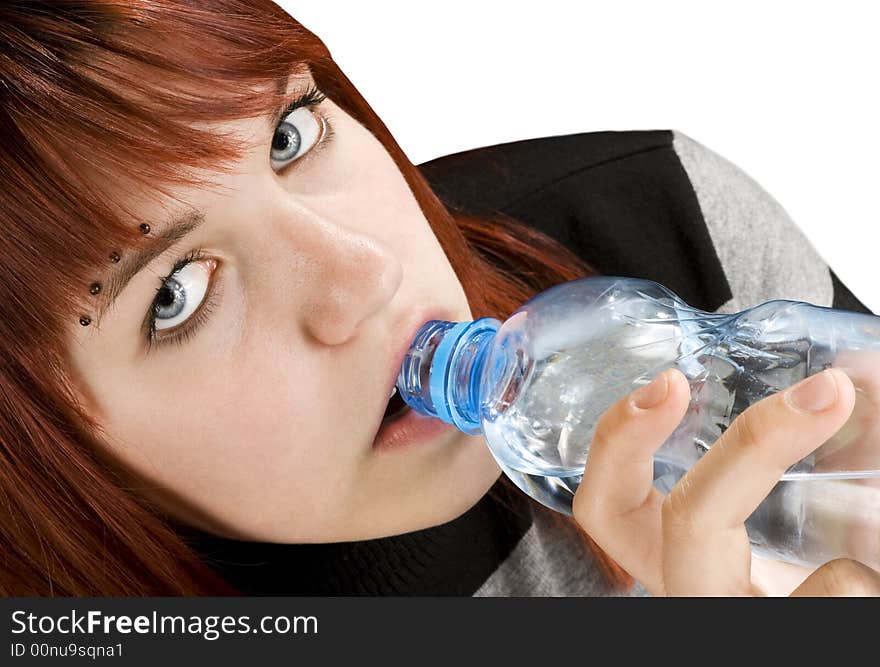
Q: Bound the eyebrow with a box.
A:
[93,210,205,326]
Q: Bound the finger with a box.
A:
[661,368,856,596]
[812,358,880,471]
[790,558,880,597]
[573,367,692,593]
[833,349,880,397]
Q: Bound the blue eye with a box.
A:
[152,259,213,331]
[144,248,220,352]
[270,107,326,171]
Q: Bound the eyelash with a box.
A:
[144,87,334,351]
[279,84,327,125]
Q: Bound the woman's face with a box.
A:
[65,70,502,543]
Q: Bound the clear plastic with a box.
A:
[396,275,880,570]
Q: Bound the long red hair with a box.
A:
[0,0,632,595]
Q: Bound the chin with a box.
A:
[358,432,503,539]
[275,435,504,543]
[433,432,503,523]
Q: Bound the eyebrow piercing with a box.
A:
[80,232,141,326]
[80,282,102,324]
[139,223,150,234]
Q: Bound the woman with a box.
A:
[1,1,877,596]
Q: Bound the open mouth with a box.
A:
[381,387,410,424]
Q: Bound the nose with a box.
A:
[270,206,403,347]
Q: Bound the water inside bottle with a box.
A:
[482,339,880,570]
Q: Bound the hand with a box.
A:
[572,366,880,596]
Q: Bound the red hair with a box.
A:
[0,0,632,595]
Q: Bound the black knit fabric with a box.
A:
[418,129,733,313]
[177,478,533,595]
[830,267,873,314]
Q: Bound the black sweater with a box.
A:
[178,129,873,595]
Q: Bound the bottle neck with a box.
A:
[396,318,501,434]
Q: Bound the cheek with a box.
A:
[96,350,349,522]
[300,104,466,306]
[349,141,461,288]
[323,112,442,252]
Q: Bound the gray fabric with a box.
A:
[474,502,650,596]
[672,130,835,312]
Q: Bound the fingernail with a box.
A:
[632,370,669,409]
[787,369,838,413]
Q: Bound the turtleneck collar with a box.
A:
[174,478,534,595]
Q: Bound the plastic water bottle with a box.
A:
[396,275,880,570]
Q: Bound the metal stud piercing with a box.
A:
[139,223,150,234]
[109,251,120,262]
[79,315,91,326]
[89,282,101,295]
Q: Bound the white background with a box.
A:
[278,0,880,312]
